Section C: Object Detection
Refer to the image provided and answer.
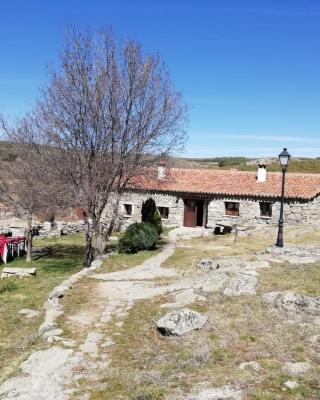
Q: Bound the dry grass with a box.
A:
[258,262,320,297]
[86,226,320,399]
[88,292,320,399]
[162,229,276,272]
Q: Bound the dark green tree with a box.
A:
[141,198,162,235]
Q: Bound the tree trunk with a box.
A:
[26,215,33,262]
[93,217,106,258]
[105,195,121,241]
[84,216,94,268]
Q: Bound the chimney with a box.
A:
[257,160,267,182]
[158,161,166,180]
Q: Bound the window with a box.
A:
[123,203,132,216]
[158,206,169,220]
[225,202,239,216]
[260,202,272,217]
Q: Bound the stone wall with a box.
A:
[102,191,185,230]
[36,221,86,237]
[206,195,320,227]
[105,190,320,230]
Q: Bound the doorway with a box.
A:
[183,199,204,227]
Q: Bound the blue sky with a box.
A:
[0,0,320,158]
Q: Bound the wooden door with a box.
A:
[183,200,197,227]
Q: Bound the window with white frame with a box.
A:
[158,206,169,219]
[123,203,133,216]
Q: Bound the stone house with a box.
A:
[107,163,320,230]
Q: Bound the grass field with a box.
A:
[0,234,85,383]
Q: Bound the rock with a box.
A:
[62,340,77,347]
[157,308,207,336]
[39,321,58,336]
[262,291,320,317]
[260,245,320,264]
[161,288,206,309]
[19,309,40,319]
[239,361,263,371]
[224,273,257,296]
[43,328,64,340]
[283,361,311,376]
[185,385,242,400]
[284,380,300,390]
[1,267,36,279]
[49,287,67,299]
[79,331,103,355]
[0,347,77,399]
[196,259,218,271]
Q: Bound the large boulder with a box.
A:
[157,308,207,336]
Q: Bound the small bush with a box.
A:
[118,222,159,254]
[141,198,162,235]
[0,279,18,295]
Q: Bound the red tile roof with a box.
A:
[131,168,320,200]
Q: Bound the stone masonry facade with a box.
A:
[106,190,320,230]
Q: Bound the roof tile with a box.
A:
[131,168,320,200]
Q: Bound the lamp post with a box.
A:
[276,148,291,247]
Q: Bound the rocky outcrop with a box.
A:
[157,308,207,336]
[262,291,320,317]
[185,386,242,400]
[258,245,320,264]
[0,347,79,400]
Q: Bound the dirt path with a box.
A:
[0,228,205,399]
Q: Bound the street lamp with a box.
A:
[276,148,291,247]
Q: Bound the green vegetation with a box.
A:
[118,222,159,254]
[0,234,84,383]
[230,158,320,174]
[0,279,18,294]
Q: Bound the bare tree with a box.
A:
[0,115,69,261]
[4,28,187,267]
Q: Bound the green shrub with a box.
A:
[118,222,159,254]
[0,279,18,295]
[141,198,162,235]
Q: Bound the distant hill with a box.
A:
[1,140,319,173]
[170,156,320,174]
